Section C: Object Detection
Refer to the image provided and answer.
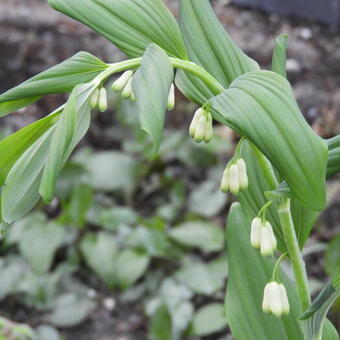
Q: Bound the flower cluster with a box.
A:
[90,87,108,112]
[112,70,135,100]
[189,108,213,143]
[250,217,277,256]
[220,158,248,195]
[262,281,290,317]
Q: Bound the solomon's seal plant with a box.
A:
[0,1,339,339]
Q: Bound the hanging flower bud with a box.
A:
[237,158,248,190]
[167,84,175,111]
[229,164,240,195]
[260,221,277,256]
[194,115,207,143]
[203,113,213,143]
[121,78,134,99]
[98,87,107,112]
[250,217,262,249]
[220,167,230,193]
[90,88,100,109]
[189,108,204,138]
[262,282,290,317]
[111,70,133,92]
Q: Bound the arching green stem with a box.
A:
[278,198,311,311]
[92,57,225,95]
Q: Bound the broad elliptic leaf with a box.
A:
[191,303,227,336]
[19,221,65,274]
[48,0,187,59]
[115,249,150,289]
[132,44,174,153]
[211,70,328,211]
[271,34,288,78]
[226,203,303,340]
[176,0,259,104]
[0,52,107,117]
[80,232,117,288]
[0,109,61,186]
[169,221,224,252]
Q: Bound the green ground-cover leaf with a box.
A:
[19,221,65,274]
[48,0,187,59]
[133,44,174,153]
[226,203,304,339]
[0,52,107,117]
[211,70,328,211]
[327,135,340,177]
[80,232,117,288]
[191,303,227,337]
[169,221,224,252]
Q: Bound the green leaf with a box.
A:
[176,259,225,295]
[327,135,340,177]
[188,181,227,218]
[47,293,96,327]
[191,303,227,336]
[169,221,224,252]
[1,129,54,223]
[39,89,78,203]
[2,83,94,223]
[0,52,107,116]
[132,44,174,153]
[149,304,172,340]
[48,0,187,59]
[211,70,328,211]
[115,249,150,289]
[175,0,259,104]
[0,109,61,186]
[325,235,340,276]
[80,232,117,288]
[79,151,138,192]
[272,34,288,77]
[226,203,304,339]
[19,221,65,274]
[301,268,340,340]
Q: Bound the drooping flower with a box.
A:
[167,84,175,111]
[262,281,290,317]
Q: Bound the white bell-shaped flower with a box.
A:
[250,217,262,249]
[189,108,204,138]
[229,164,240,195]
[260,221,277,256]
[237,158,248,190]
[262,282,290,317]
[98,87,108,112]
[220,167,230,193]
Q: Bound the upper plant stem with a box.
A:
[278,198,311,311]
[94,57,225,95]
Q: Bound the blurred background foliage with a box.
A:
[0,0,340,339]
